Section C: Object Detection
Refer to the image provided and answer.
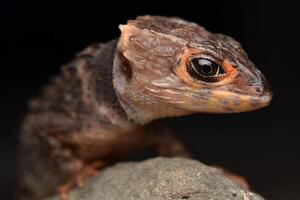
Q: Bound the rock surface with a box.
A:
[47,157,265,200]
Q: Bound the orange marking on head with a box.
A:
[175,50,239,87]
[175,48,203,88]
[221,59,238,81]
[222,59,235,72]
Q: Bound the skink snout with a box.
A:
[246,68,273,108]
[250,82,272,107]
[250,68,271,94]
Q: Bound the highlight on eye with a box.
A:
[187,58,225,82]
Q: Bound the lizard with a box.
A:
[17,15,272,200]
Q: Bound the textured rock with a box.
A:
[47,157,265,200]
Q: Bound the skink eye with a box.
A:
[187,58,225,82]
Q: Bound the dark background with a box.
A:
[1,0,298,199]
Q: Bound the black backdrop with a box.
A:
[1,0,298,200]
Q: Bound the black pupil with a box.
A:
[192,58,219,76]
[201,64,213,74]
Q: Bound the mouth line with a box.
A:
[190,89,272,102]
[161,86,272,101]
[158,86,272,108]
[171,89,273,112]
[168,90,273,114]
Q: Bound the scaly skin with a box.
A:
[17,16,272,200]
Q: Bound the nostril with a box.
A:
[255,87,261,93]
[252,86,263,95]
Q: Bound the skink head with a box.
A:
[113,16,272,124]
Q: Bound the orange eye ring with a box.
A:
[175,48,238,88]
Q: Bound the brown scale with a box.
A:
[17,16,272,200]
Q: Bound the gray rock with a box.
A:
[47,157,265,200]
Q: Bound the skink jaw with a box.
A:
[249,91,273,110]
